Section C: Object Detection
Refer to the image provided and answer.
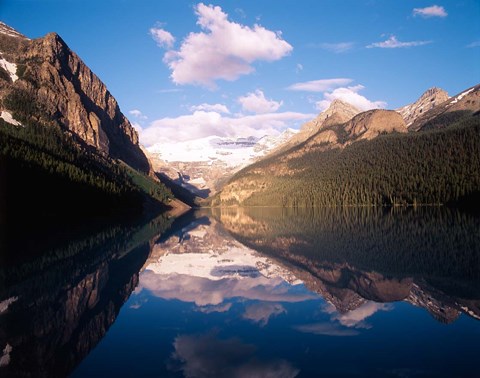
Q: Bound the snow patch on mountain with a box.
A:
[449,87,475,105]
[0,111,22,126]
[0,55,18,82]
[0,22,28,39]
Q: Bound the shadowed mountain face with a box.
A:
[0,215,172,377]
[0,22,149,173]
[213,206,480,323]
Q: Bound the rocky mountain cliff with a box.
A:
[271,99,361,155]
[300,109,406,152]
[409,84,480,131]
[0,21,149,173]
[396,87,449,128]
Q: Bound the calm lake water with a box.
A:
[1,207,479,377]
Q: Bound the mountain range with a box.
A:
[1,20,479,215]
[210,84,480,207]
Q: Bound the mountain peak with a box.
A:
[420,86,448,98]
[327,98,359,110]
[323,99,361,119]
[397,86,449,127]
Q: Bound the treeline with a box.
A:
[0,118,172,232]
[213,114,480,207]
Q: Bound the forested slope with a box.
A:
[211,112,480,207]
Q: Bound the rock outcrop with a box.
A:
[271,99,361,154]
[343,109,407,141]
[396,87,449,128]
[0,22,150,173]
[409,84,480,131]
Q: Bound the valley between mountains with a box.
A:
[1,21,479,222]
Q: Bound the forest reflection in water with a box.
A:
[1,206,479,377]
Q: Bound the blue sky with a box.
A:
[1,0,479,145]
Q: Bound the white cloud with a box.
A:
[295,63,303,73]
[287,78,353,92]
[327,302,393,329]
[466,41,480,48]
[138,270,316,306]
[238,90,283,114]
[162,3,292,87]
[131,121,143,134]
[367,35,432,49]
[149,27,175,49]
[319,42,354,53]
[169,333,299,378]
[315,85,387,112]
[413,5,447,18]
[243,303,286,326]
[190,103,230,114]
[140,110,314,146]
[129,109,147,119]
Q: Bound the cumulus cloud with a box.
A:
[190,103,230,114]
[319,42,354,53]
[238,90,283,113]
[315,85,386,111]
[413,5,448,18]
[325,302,393,329]
[129,109,147,119]
[243,303,286,326]
[162,3,292,87]
[139,110,315,145]
[150,27,175,49]
[287,78,353,92]
[138,271,316,306]
[367,35,432,49]
[169,333,299,378]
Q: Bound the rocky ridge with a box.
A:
[409,84,480,131]
[271,99,361,154]
[0,22,150,173]
[396,87,449,128]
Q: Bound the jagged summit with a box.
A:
[397,87,449,127]
[0,21,28,39]
[408,84,480,131]
[0,21,150,173]
[270,99,361,155]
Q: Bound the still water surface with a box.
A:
[1,207,479,377]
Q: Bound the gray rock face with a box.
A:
[0,22,150,173]
[397,87,449,128]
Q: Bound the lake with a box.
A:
[1,207,479,377]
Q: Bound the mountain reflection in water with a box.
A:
[1,207,479,377]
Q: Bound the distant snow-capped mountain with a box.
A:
[146,129,297,196]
